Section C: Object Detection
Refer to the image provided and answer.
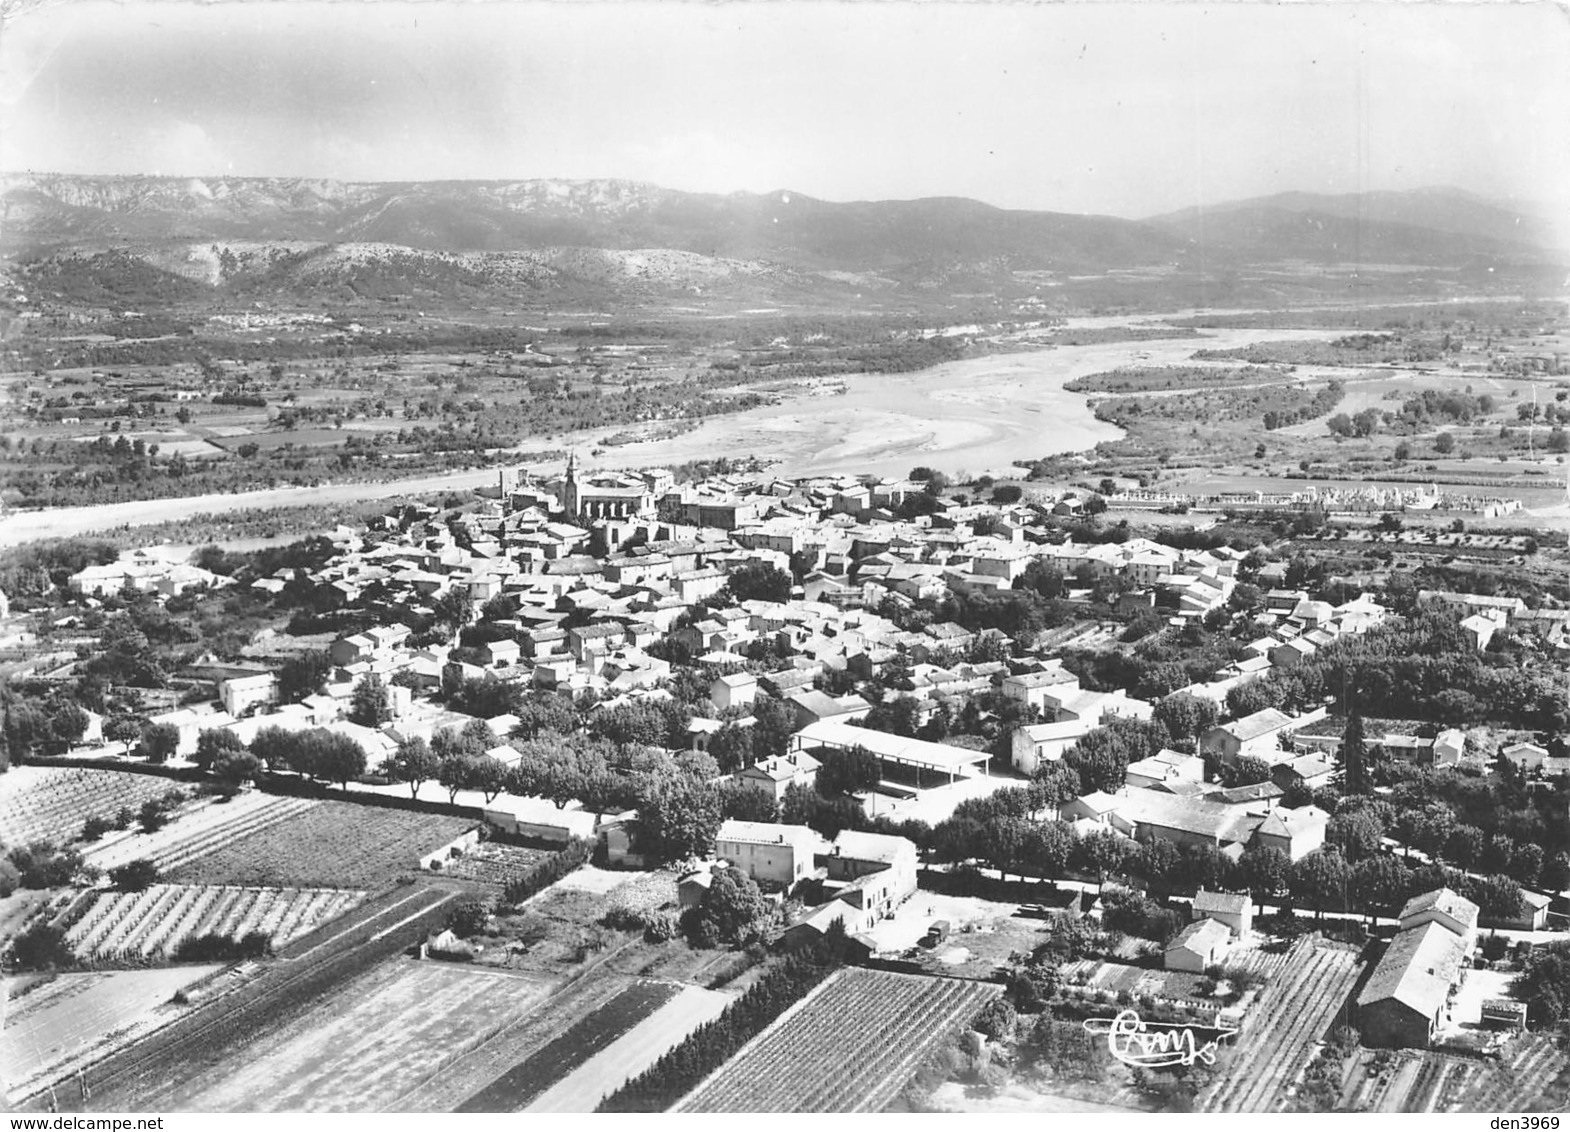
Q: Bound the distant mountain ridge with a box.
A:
[1144,186,1565,260]
[2,175,1562,308]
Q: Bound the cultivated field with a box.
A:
[458,980,681,1111]
[169,960,556,1112]
[1342,1034,1570,1113]
[82,793,319,874]
[162,801,477,889]
[63,885,367,961]
[1,966,221,1099]
[676,968,1002,1113]
[0,768,177,848]
[1198,934,1364,1112]
[524,985,732,1112]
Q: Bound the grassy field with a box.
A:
[166,960,557,1112]
[162,802,476,889]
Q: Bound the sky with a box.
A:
[0,0,1566,223]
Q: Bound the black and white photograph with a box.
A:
[0,0,1567,1116]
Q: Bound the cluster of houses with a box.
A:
[70,546,233,599]
[679,820,921,953]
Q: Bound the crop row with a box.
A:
[1454,1035,1570,1111]
[678,969,1000,1112]
[1200,937,1361,1113]
[65,884,368,962]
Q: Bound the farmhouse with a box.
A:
[1201,708,1296,762]
[732,751,820,803]
[1357,887,1480,1048]
[1192,889,1252,937]
[1356,920,1469,1048]
[1010,719,1092,776]
[1250,805,1329,861]
[715,820,820,891]
[1398,887,1479,944]
[822,830,918,918]
[219,671,279,718]
[1165,918,1231,973]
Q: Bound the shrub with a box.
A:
[109,858,160,891]
[447,899,493,939]
[80,814,114,842]
[0,858,18,898]
[172,931,271,962]
[10,923,73,970]
[643,911,680,943]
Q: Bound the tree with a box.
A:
[466,754,509,803]
[1434,431,1456,455]
[1336,713,1369,794]
[1515,941,1570,1027]
[1220,755,1273,789]
[349,672,394,728]
[683,866,772,947]
[382,736,441,799]
[1065,716,1169,793]
[105,715,142,756]
[139,798,170,834]
[717,779,777,822]
[1077,827,1134,891]
[816,744,882,796]
[1350,854,1411,920]
[1328,810,1384,862]
[213,749,263,788]
[49,702,90,749]
[139,722,180,764]
[720,563,792,605]
[249,725,297,770]
[194,727,246,770]
[434,588,474,630]
[109,858,160,891]
[639,776,722,864]
[709,722,755,775]
[1289,848,1351,919]
[278,650,332,703]
[1241,845,1291,912]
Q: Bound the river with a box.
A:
[0,323,1342,546]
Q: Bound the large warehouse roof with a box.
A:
[790,719,990,775]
